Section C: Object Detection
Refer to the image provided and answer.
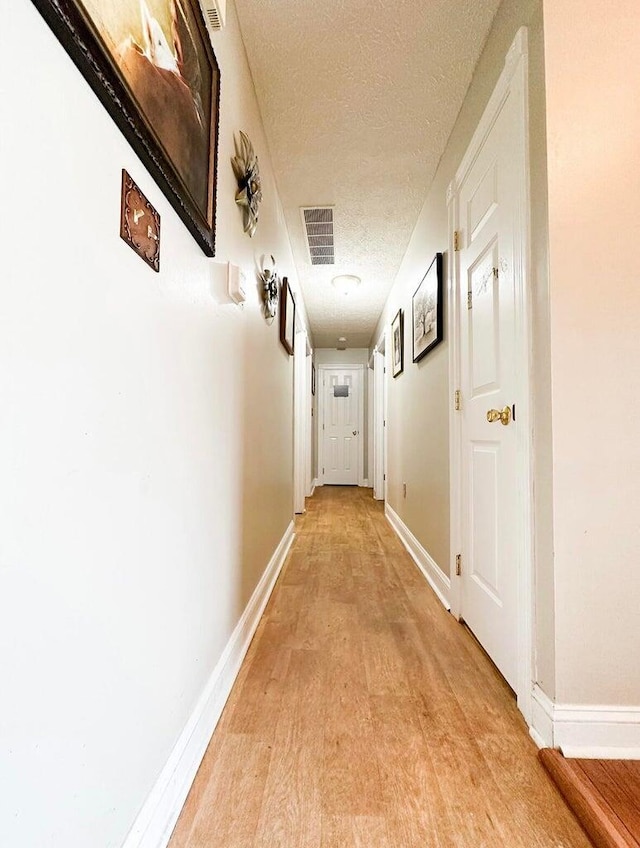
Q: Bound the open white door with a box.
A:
[450,29,533,712]
[318,366,363,486]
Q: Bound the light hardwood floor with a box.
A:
[169,486,591,848]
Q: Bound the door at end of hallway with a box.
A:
[318,366,363,486]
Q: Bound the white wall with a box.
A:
[543,0,640,706]
[0,2,301,846]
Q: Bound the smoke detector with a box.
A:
[197,0,226,33]
[336,336,347,350]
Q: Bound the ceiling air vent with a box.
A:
[197,0,226,34]
[301,207,335,265]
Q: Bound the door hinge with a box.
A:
[323,467,325,474]
[493,267,499,279]
[383,473,386,481]
[455,554,462,576]
[454,390,461,411]
[454,230,461,251]
[467,290,473,309]
[383,419,386,427]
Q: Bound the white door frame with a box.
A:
[447,27,535,724]
[372,331,388,500]
[293,329,310,513]
[316,364,365,487]
[305,349,313,497]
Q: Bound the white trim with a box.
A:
[121,522,295,848]
[447,26,534,725]
[293,329,308,514]
[317,364,365,487]
[385,503,450,610]
[530,684,555,749]
[447,176,462,619]
[372,349,386,501]
[529,685,640,759]
[310,478,317,496]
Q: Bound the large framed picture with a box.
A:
[412,253,444,362]
[31,0,220,256]
[279,277,295,356]
[391,308,404,378]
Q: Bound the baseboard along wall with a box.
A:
[385,503,450,611]
[120,521,295,848]
[531,684,640,759]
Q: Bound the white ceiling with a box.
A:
[234,0,502,348]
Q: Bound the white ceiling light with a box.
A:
[332,274,361,295]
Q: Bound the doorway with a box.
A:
[449,28,533,719]
[317,365,365,486]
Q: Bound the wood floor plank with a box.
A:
[539,749,638,848]
[169,487,592,848]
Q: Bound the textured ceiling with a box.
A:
[234,0,501,348]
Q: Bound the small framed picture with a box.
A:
[391,308,404,377]
[279,276,295,355]
[412,253,444,362]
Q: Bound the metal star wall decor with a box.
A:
[231,131,262,237]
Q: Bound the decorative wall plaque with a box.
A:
[120,170,161,272]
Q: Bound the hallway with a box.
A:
[168,487,589,848]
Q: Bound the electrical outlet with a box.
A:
[403,482,407,498]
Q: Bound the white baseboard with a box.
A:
[529,684,640,758]
[309,478,317,496]
[121,521,295,848]
[360,478,370,488]
[385,503,450,610]
[530,684,554,749]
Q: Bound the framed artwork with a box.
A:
[391,308,404,378]
[31,0,221,256]
[413,253,444,362]
[280,277,295,356]
[311,363,316,396]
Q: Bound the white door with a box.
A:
[458,80,524,691]
[321,368,361,485]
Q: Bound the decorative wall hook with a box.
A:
[231,131,262,237]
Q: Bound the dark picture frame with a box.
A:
[391,308,404,378]
[31,0,220,256]
[412,253,444,362]
[280,277,295,356]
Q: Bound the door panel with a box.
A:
[459,91,519,690]
[469,239,500,394]
[470,442,500,600]
[322,368,361,485]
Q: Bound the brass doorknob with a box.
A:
[352,430,358,436]
[486,406,511,426]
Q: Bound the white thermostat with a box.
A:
[227,262,246,304]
